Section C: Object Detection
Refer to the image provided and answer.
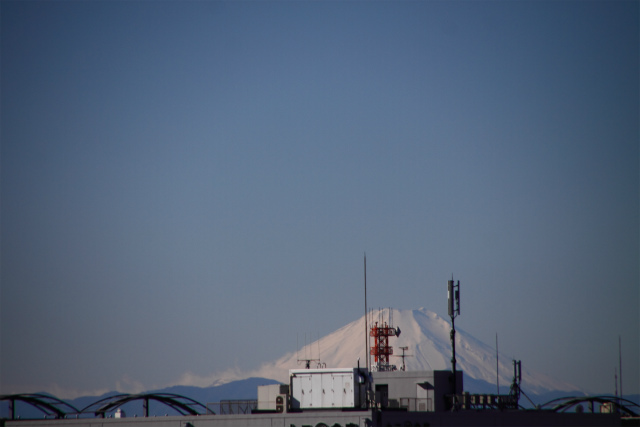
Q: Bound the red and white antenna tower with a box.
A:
[369,309,401,371]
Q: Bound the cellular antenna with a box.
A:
[448,277,461,410]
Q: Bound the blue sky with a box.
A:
[1,1,638,398]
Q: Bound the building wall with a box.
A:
[378,410,621,427]
[3,410,622,427]
[371,370,462,412]
[4,411,372,427]
[289,368,365,410]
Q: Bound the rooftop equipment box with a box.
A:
[290,368,365,410]
[257,384,289,411]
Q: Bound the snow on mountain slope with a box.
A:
[242,308,579,396]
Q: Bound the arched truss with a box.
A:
[539,395,639,417]
[79,393,207,418]
[0,393,80,419]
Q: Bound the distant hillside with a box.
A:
[0,378,280,419]
[2,377,637,419]
[147,377,281,406]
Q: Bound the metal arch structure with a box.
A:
[0,394,80,420]
[79,393,207,418]
[539,395,639,417]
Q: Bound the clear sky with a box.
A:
[1,1,638,399]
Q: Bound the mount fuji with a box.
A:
[13,308,586,417]
[232,308,581,399]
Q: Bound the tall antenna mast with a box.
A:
[364,253,369,372]
[448,276,461,410]
[496,333,500,394]
[619,335,623,399]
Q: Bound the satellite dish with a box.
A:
[396,327,401,337]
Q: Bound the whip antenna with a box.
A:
[364,253,369,371]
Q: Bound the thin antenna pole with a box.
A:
[364,253,369,372]
[619,335,623,399]
[448,277,460,410]
[496,333,500,394]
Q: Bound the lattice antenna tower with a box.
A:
[369,307,401,372]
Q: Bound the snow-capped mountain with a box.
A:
[244,308,580,396]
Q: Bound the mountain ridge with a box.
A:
[238,308,581,396]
